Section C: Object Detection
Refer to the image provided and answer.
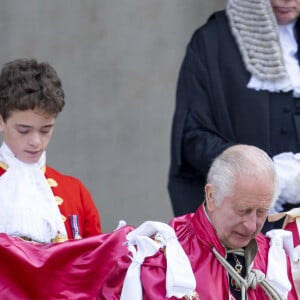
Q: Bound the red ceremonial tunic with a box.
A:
[98,204,297,299]
[0,163,101,240]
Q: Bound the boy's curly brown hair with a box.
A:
[0,58,65,121]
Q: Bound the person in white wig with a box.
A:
[98,145,297,300]
[168,0,300,232]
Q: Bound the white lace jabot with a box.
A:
[248,21,300,97]
[0,142,67,243]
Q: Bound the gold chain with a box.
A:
[231,254,243,292]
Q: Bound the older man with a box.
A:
[98,145,297,299]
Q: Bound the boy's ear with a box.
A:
[0,116,4,131]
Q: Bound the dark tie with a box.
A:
[227,253,246,300]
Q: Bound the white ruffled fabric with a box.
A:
[268,210,300,298]
[120,221,196,300]
[0,142,67,243]
[248,21,300,97]
[293,245,300,298]
[266,229,294,299]
[271,152,300,213]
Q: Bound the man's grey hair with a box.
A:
[206,144,278,206]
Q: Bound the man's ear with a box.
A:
[205,183,216,212]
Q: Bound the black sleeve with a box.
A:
[176,28,234,176]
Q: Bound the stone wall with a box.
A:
[0,0,226,232]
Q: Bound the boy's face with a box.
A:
[0,109,56,163]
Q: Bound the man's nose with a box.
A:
[243,211,257,233]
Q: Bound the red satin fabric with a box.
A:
[98,204,298,299]
[0,226,133,300]
[285,221,300,247]
[0,207,297,300]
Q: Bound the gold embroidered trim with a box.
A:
[184,291,200,300]
[52,233,68,243]
[0,161,8,170]
[152,235,167,257]
[41,165,46,174]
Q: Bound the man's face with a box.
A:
[0,109,56,164]
[206,175,274,249]
[270,0,300,25]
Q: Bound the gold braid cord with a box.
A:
[212,247,283,300]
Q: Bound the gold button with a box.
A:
[47,178,58,187]
[55,196,63,205]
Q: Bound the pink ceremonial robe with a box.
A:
[98,204,298,299]
[0,226,133,300]
[0,205,297,299]
[285,221,300,247]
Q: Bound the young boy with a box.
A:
[0,58,101,243]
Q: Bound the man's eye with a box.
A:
[257,210,267,217]
[238,209,248,216]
